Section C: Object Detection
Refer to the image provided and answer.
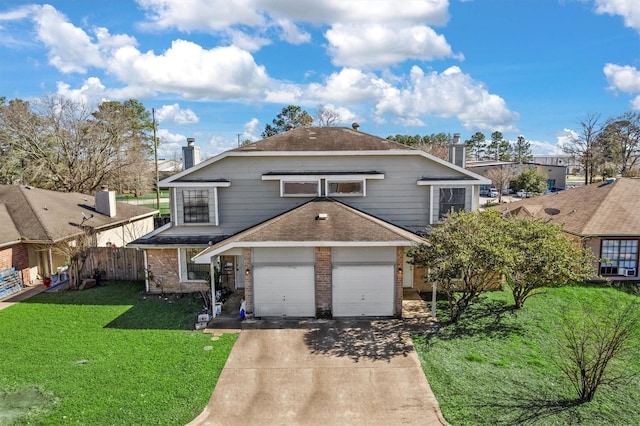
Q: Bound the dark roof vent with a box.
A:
[352,122,360,131]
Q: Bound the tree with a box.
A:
[485,165,517,203]
[513,167,548,194]
[487,131,512,161]
[315,104,341,127]
[558,301,640,403]
[561,113,604,184]
[597,111,640,176]
[409,210,509,323]
[465,132,486,161]
[387,132,451,160]
[261,105,313,138]
[0,95,154,194]
[512,135,533,163]
[502,217,595,308]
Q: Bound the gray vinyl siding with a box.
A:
[165,153,477,235]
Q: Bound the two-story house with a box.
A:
[130,126,490,318]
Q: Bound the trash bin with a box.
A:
[214,302,223,317]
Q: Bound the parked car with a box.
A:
[516,189,531,198]
[489,189,499,197]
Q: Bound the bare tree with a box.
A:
[485,165,517,203]
[560,113,604,185]
[557,301,640,403]
[598,111,640,176]
[0,96,153,194]
[315,104,342,127]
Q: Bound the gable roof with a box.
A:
[161,126,490,185]
[0,185,158,245]
[491,178,640,237]
[233,126,413,152]
[193,198,426,262]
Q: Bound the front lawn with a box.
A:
[0,282,236,425]
[414,285,640,425]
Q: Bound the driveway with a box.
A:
[188,320,448,425]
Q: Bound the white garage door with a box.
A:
[333,265,395,317]
[254,265,315,317]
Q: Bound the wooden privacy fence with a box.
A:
[82,247,145,281]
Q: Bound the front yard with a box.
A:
[414,285,640,425]
[0,282,236,425]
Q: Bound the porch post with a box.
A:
[431,281,437,318]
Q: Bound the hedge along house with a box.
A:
[129,126,490,318]
[0,185,157,289]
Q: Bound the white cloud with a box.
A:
[594,0,640,32]
[108,40,272,99]
[32,5,103,73]
[156,127,187,159]
[555,128,579,152]
[604,63,640,110]
[56,77,153,107]
[326,24,460,68]
[155,103,199,124]
[306,68,389,103]
[136,0,265,31]
[374,66,518,132]
[243,118,261,141]
[276,19,311,44]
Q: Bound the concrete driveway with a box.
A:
[188,320,448,426]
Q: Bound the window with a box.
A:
[183,248,209,281]
[439,188,465,219]
[327,180,365,197]
[282,180,319,197]
[600,240,638,276]
[183,190,209,223]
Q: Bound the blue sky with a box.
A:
[1,0,639,160]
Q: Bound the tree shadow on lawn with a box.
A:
[469,385,583,425]
[426,298,524,342]
[303,319,415,362]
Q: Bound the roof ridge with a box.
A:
[12,186,51,241]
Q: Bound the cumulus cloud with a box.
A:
[156,127,187,158]
[107,41,272,99]
[32,5,103,73]
[155,103,199,124]
[604,63,640,110]
[374,66,518,132]
[56,77,153,107]
[594,0,640,32]
[326,24,460,68]
[243,118,261,141]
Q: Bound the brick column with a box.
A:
[395,247,404,317]
[243,248,253,316]
[315,247,332,318]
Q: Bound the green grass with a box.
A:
[141,202,170,215]
[0,282,236,425]
[116,190,169,201]
[413,285,640,425]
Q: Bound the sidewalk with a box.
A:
[0,281,68,311]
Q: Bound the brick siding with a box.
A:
[145,248,208,293]
[315,247,332,317]
[395,247,404,316]
[243,248,253,315]
[0,243,32,285]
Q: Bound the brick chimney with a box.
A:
[95,186,117,217]
[182,138,201,170]
[448,133,466,168]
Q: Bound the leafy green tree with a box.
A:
[486,131,512,161]
[503,217,595,308]
[465,131,486,160]
[409,210,509,323]
[597,111,640,176]
[513,167,548,194]
[387,132,451,160]
[261,105,313,138]
[511,135,533,163]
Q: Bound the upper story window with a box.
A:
[600,239,638,277]
[439,188,465,219]
[282,180,320,197]
[326,180,365,197]
[183,190,209,223]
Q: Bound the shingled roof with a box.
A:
[232,126,414,152]
[492,178,640,237]
[0,185,158,245]
[193,198,425,262]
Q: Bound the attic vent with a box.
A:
[352,122,360,131]
[316,213,328,220]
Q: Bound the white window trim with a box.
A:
[179,187,219,226]
[180,248,208,282]
[325,178,366,197]
[280,179,321,197]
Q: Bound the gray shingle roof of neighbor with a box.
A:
[491,177,640,237]
[232,126,415,152]
[128,234,231,247]
[0,185,158,245]
[194,197,426,260]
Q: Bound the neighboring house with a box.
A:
[0,185,157,287]
[492,177,640,281]
[130,126,490,318]
[467,160,567,193]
